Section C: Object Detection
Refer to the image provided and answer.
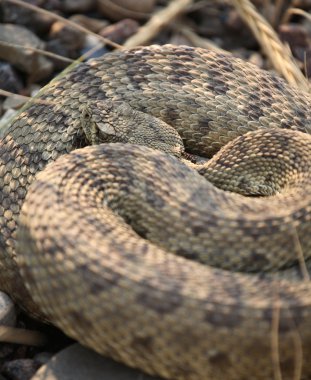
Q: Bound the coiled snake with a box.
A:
[1,45,311,380]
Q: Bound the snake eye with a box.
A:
[97,122,116,136]
[97,122,120,143]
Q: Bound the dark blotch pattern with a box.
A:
[209,352,231,367]
[136,282,183,315]
[205,307,242,328]
[197,117,212,132]
[76,264,121,295]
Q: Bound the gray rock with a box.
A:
[33,352,54,366]
[31,344,162,380]
[0,292,16,360]
[46,21,85,68]
[0,24,53,82]
[0,291,16,327]
[0,61,23,94]
[49,21,85,52]
[0,0,59,34]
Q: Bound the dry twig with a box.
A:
[0,326,46,346]
[0,41,74,63]
[282,7,311,24]
[0,90,53,106]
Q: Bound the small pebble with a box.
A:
[99,19,139,45]
[0,62,23,94]
[49,21,86,52]
[69,14,109,33]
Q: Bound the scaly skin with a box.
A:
[1,45,311,379]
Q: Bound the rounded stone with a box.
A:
[31,344,162,380]
[0,291,16,326]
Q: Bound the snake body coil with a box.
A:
[1,45,311,380]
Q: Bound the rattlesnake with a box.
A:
[1,44,311,380]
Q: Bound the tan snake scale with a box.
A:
[1,44,311,379]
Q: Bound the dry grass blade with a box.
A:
[0,41,74,63]
[290,321,304,380]
[0,89,55,106]
[292,227,310,282]
[0,89,34,102]
[271,0,293,27]
[271,289,282,380]
[282,7,311,24]
[231,0,309,92]
[271,286,304,380]
[0,326,47,346]
[124,0,194,48]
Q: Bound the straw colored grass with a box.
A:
[231,0,309,92]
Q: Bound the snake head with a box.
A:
[80,100,184,157]
[80,101,119,145]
